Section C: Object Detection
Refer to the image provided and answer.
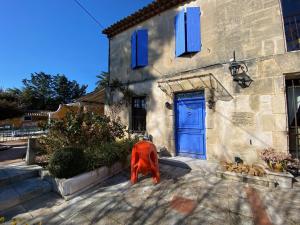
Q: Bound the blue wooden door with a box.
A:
[175,92,206,159]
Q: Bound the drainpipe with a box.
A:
[105,37,112,108]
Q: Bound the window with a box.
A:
[175,7,201,57]
[132,97,146,132]
[281,0,300,51]
[24,116,32,121]
[286,78,300,158]
[131,29,148,69]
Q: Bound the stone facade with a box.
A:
[105,0,300,163]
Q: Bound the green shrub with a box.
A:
[85,138,138,171]
[48,147,86,178]
[0,216,5,224]
[40,109,126,154]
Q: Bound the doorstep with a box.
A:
[159,156,220,174]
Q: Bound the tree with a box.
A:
[0,100,23,120]
[0,90,24,120]
[21,72,87,110]
[53,75,87,105]
[0,72,87,116]
[95,71,109,90]
[22,72,54,110]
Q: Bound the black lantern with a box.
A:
[229,51,253,88]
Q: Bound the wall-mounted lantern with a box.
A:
[165,102,172,109]
[229,51,253,88]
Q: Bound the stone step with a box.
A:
[0,163,41,188]
[0,177,52,212]
[159,156,220,175]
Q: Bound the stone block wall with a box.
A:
[106,0,300,163]
[109,0,285,84]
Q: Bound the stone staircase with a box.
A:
[0,162,52,212]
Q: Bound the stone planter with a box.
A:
[41,161,127,199]
[216,170,270,187]
[265,169,294,189]
[217,169,294,189]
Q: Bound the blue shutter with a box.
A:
[131,31,137,69]
[175,10,186,57]
[137,29,148,67]
[186,7,201,52]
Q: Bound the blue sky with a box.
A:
[0,0,153,92]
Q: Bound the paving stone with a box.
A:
[56,195,98,219]
[0,205,29,222]
[142,206,185,225]
[185,216,227,225]
[30,214,66,225]
[198,193,229,212]
[0,187,21,211]
[122,187,156,208]
[2,159,299,225]
[0,170,10,187]
[3,213,33,225]
[228,212,254,225]
[103,205,137,225]
[22,193,64,218]
[60,213,91,225]
[283,208,300,224]
[227,183,248,199]
[93,216,122,225]
[79,197,120,222]
[228,197,253,217]
[185,210,229,225]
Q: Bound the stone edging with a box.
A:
[216,169,294,189]
[41,162,127,200]
[0,146,12,151]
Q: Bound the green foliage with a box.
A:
[48,147,86,179]
[85,138,137,171]
[0,216,5,223]
[22,72,87,110]
[39,109,138,178]
[95,71,109,90]
[0,90,24,120]
[53,74,87,105]
[40,109,126,154]
[0,72,87,116]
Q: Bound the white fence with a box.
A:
[0,128,48,143]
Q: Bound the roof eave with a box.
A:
[102,0,192,38]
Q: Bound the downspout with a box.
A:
[105,37,112,109]
[277,0,287,52]
[108,37,111,86]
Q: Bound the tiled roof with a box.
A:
[102,0,191,38]
[77,89,105,104]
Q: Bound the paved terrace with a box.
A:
[1,158,300,225]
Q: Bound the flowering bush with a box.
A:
[260,148,293,172]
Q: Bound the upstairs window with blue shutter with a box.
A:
[175,7,201,57]
[131,29,148,69]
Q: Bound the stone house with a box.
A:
[0,111,49,129]
[103,0,300,163]
[49,89,105,120]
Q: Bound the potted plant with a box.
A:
[260,148,294,188]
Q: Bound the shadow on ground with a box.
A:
[2,163,300,225]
